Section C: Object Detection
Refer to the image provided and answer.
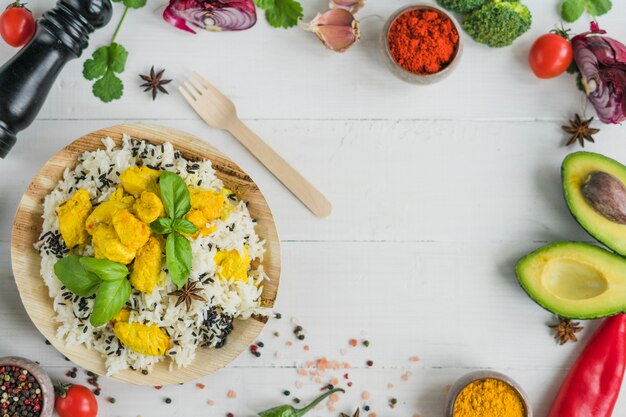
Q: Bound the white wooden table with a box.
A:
[1,1,626,416]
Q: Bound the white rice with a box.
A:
[35,135,269,376]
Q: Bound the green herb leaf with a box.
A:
[151,217,173,234]
[123,0,146,8]
[83,43,128,103]
[159,171,191,219]
[166,232,192,289]
[254,0,303,28]
[586,0,612,16]
[561,0,585,22]
[172,218,198,235]
[53,255,101,297]
[90,278,132,327]
[79,257,129,282]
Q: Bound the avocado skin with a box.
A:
[516,241,626,320]
[562,152,626,257]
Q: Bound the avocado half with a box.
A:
[563,152,626,256]
[516,242,626,319]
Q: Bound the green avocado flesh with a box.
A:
[516,242,626,319]
[563,152,626,256]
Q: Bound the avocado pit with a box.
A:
[582,171,626,224]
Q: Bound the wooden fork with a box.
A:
[179,73,332,218]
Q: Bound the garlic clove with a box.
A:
[329,0,365,14]
[303,9,361,53]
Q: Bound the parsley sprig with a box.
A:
[83,0,146,103]
[254,0,303,29]
[561,0,612,22]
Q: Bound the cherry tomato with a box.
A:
[529,33,573,79]
[55,384,98,417]
[0,1,35,48]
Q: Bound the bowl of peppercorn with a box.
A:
[0,357,55,417]
[382,4,463,84]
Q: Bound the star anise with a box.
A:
[549,317,584,345]
[168,280,206,312]
[563,113,600,147]
[139,66,172,101]
[340,409,360,417]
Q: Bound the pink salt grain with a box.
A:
[207,400,215,406]
[409,356,420,362]
[362,391,371,400]
[227,390,237,399]
[304,345,310,351]
[402,372,413,381]
[387,383,395,389]
[297,369,308,377]
[369,413,377,417]
[295,381,304,389]
[331,377,339,386]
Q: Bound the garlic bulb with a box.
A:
[302,9,360,53]
[329,0,364,14]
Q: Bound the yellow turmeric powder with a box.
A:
[453,378,525,417]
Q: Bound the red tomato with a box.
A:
[0,2,35,48]
[529,33,573,79]
[55,384,98,417]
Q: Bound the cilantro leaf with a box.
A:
[586,0,612,16]
[254,0,303,28]
[123,0,146,9]
[93,71,124,103]
[83,43,127,103]
[561,0,612,21]
[561,0,585,22]
[83,46,109,80]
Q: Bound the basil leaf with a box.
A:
[586,0,611,16]
[53,255,100,297]
[172,218,199,235]
[561,0,585,22]
[79,257,129,282]
[90,278,132,327]
[159,171,191,219]
[151,217,173,234]
[166,232,192,289]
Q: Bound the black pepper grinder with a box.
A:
[0,0,112,158]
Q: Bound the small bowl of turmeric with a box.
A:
[382,4,463,84]
[445,371,533,417]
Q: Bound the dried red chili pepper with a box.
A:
[547,314,626,417]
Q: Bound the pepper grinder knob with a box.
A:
[0,0,113,158]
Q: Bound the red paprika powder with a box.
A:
[387,9,459,75]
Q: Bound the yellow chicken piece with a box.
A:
[220,188,235,221]
[113,318,170,357]
[112,309,131,323]
[119,166,161,196]
[112,209,151,251]
[85,188,134,234]
[214,247,250,282]
[130,236,163,293]
[134,191,165,224]
[183,209,217,238]
[190,188,225,220]
[92,224,136,264]
[57,189,92,248]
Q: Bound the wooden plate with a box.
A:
[10,124,281,386]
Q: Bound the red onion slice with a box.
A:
[163,0,257,33]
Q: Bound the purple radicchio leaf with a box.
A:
[572,24,626,124]
[163,0,257,33]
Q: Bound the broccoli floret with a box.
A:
[462,0,532,48]
[437,0,487,14]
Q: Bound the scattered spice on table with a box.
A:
[563,114,600,147]
[196,383,205,389]
[349,339,358,347]
[409,355,420,362]
[164,397,172,404]
[0,366,43,417]
[227,390,237,399]
[549,317,584,345]
[387,8,459,75]
[453,379,525,417]
[139,66,172,101]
